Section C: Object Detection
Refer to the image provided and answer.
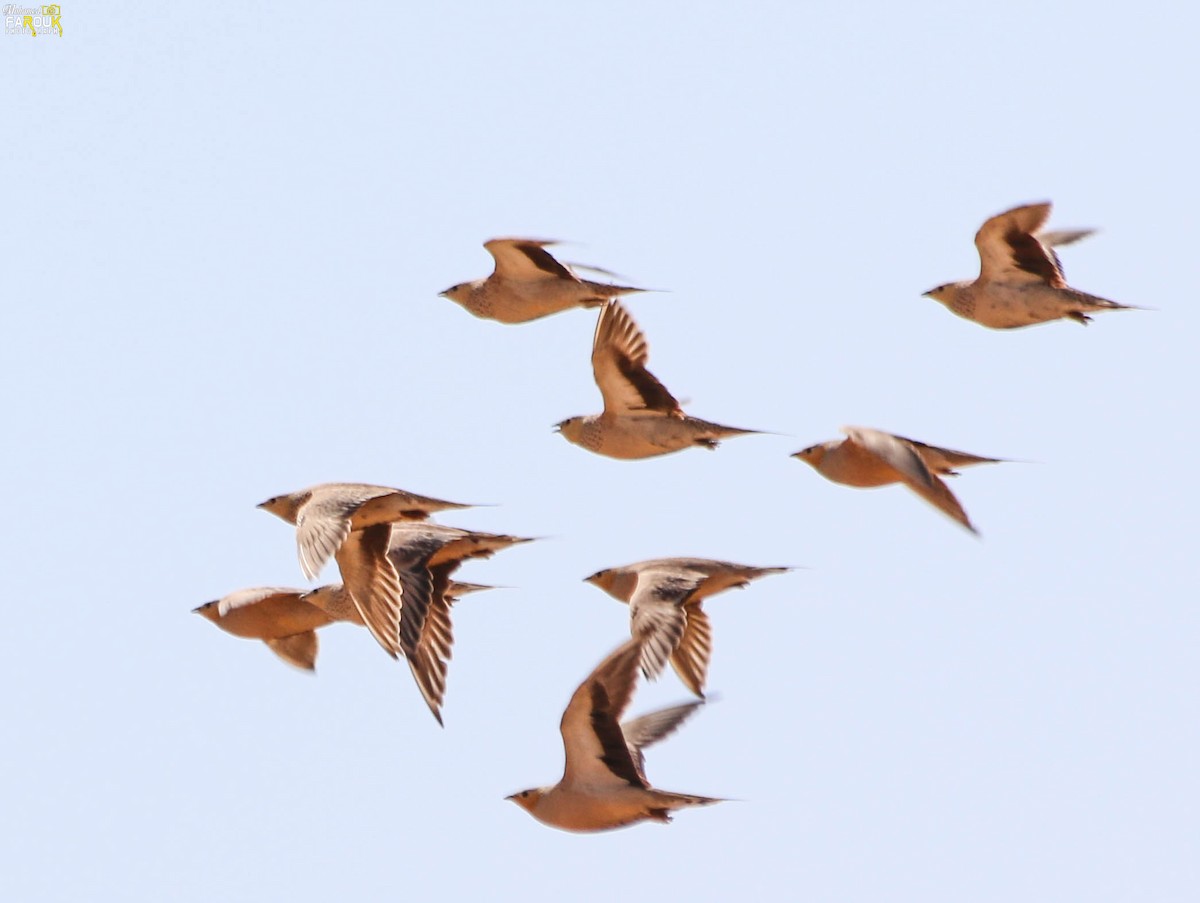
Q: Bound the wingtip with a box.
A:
[486,235,568,247]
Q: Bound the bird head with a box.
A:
[922,283,955,303]
[256,492,301,523]
[554,416,586,444]
[584,567,638,602]
[298,584,344,615]
[790,444,827,469]
[192,600,221,622]
[438,282,472,303]
[505,788,545,815]
[584,567,612,589]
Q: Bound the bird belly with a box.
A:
[217,605,333,640]
[533,787,656,832]
[820,445,901,488]
[970,284,1069,328]
[594,416,695,459]
[487,281,591,323]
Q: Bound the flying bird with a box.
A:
[585,558,790,696]
[923,201,1138,328]
[556,300,760,459]
[257,483,473,658]
[301,523,530,724]
[387,522,533,725]
[506,638,722,832]
[792,426,1004,534]
[440,238,645,324]
[192,587,337,671]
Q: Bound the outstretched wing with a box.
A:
[843,426,978,534]
[334,524,404,657]
[560,639,647,789]
[591,301,681,415]
[485,238,577,282]
[622,700,706,781]
[974,202,1065,288]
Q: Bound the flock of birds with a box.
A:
[195,200,1138,832]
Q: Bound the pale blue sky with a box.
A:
[3,2,1197,901]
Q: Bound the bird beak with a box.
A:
[438,290,450,299]
[191,603,210,614]
[504,792,518,801]
[552,424,562,433]
[920,289,933,298]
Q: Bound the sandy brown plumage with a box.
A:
[192,587,337,671]
[440,238,646,323]
[556,301,760,459]
[506,638,722,832]
[257,483,473,661]
[923,202,1139,328]
[586,558,790,696]
[793,426,1005,533]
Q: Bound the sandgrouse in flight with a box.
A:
[440,238,645,324]
[923,201,1137,328]
[556,300,760,459]
[506,638,722,832]
[793,426,1004,534]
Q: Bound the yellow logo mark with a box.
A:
[18,4,61,36]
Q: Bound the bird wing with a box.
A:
[895,436,1004,473]
[484,238,578,283]
[404,561,461,726]
[621,701,706,781]
[974,202,1066,287]
[591,300,681,415]
[670,603,713,697]
[395,561,435,660]
[628,570,703,681]
[687,562,780,600]
[843,426,978,534]
[560,639,647,789]
[1038,228,1094,249]
[295,494,356,581]
[386,521,461,561]
[264,632,319,671]
[334,523,404,657]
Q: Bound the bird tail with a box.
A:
[743,566,792,580]
[580,278,653,297]
[645,790,725,822]
[1067,289,1149,315]
[691,420,765,446]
